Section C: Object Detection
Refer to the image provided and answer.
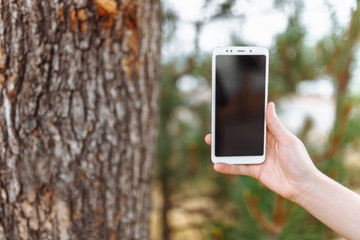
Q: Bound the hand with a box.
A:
[205,102,321,203]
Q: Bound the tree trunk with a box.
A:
[0,0,161,239]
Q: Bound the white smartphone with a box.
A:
[211,46,269,164]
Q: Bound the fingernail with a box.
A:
[271,102,278,118]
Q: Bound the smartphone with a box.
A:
[211,46,269,164]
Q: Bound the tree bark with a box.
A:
[0,0,161,239]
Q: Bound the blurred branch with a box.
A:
[244,191,290,238]
[171,205,215,218]
[212,0,237,19]
[297,116,314,142]
[325,4,360,92]
[172,223,204,232]
[172,57,197,82]
[315,6,360,163]
[321,102,352,160]
[171,21,203,82]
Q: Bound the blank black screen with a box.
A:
[215,55,265,156]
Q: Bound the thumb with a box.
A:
[266,102,295,144]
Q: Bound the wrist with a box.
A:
[292,168,326,206]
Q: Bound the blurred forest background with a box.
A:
[151,0,360,239]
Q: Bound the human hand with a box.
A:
[205,102,321,203]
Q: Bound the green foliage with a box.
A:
[155,0,360,239]
[270,12,320,96]
[343,99,360,146]
[279,208,324,240]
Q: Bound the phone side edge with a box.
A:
[211,49,218,163]
[263,48,269,164]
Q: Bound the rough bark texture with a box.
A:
[0,0,161,239]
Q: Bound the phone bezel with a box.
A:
[211,46,269,165]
